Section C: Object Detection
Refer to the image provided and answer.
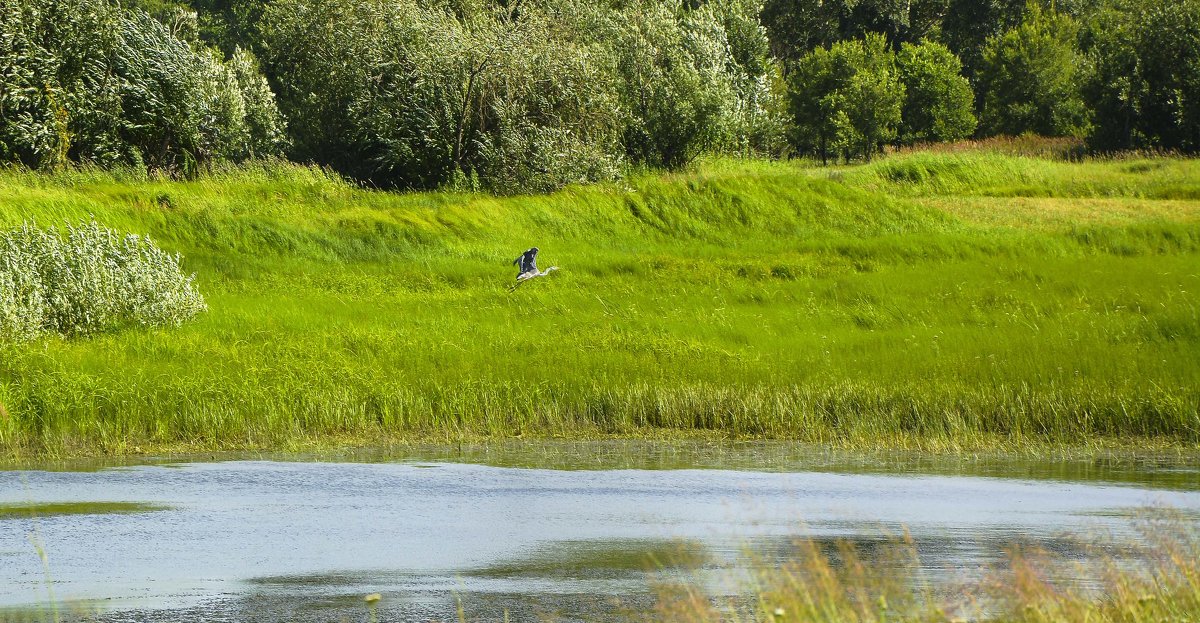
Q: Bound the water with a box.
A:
[1,442,1198,622]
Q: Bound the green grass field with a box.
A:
[1,152,1198,457]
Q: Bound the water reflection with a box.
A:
[8,440,1198,490]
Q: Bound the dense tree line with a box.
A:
[1,0,1197,190]
[771,0,1199,156]
[0,0,285,173]
[787,35,976,163]
[257,0,785,190]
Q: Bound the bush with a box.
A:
[0,220,206,341]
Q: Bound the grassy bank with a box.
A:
[1,153,1198,457]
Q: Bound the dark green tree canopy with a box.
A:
[1083,0,1200,151]
[788,33,904,163]
[761,0,953,66]
[976,3,1091,138]
[896,39,976,143]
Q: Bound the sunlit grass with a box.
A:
[917,197,1200,229]
[0,153,1198,457]
[841,152,1200,200]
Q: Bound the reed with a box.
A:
[651,512,1200,623]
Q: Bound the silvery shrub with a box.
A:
[0,220,206,341]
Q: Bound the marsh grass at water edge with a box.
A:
[653,512,1200,623]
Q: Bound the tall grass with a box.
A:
[0,153,1198,457]
[890,135,1088,160]
[842,152,1200,200]
[651,513,1200,623]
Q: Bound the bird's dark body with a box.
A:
[514,247,539,278]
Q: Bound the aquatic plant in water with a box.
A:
[652,512,1200,623]
[0,220,206,341]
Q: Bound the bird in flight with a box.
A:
[510,247,558,291]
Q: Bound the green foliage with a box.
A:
[609,0,730,169]
[0,0,285,172]
[976,3,1091,138]
[896,40,976,143]
[788,34,904,162]
[0,220,206,342]
[1083,0,1200,152]
[0,0,124,169]
[115,11,287,170]
[839,34,905,160]
[260,0,625,191]
[753,0,1200,155]
[787,44,843,162]
[190,0,269,54]
[227,48,287,159]
[938,0,1031,80]
[259,0,780,190]
[760,0,951,66]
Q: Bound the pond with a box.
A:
[2,442,1198,622]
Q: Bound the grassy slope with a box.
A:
[0,153,1198,457]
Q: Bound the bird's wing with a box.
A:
[526,248,538,272]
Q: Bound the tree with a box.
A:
[761,0,951,67]
[787,43,846,163]
[975,3,1090,138]
[760,0,846,65]
[0,0,123,169]
[1083,0,1200,152]
[839,34,905,159]
[788,33,904,162]
[607,1,729,169]
[261,0,628,191]
[938,0,1027,80]
[708,0,790,156]
[896,39,976,143]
